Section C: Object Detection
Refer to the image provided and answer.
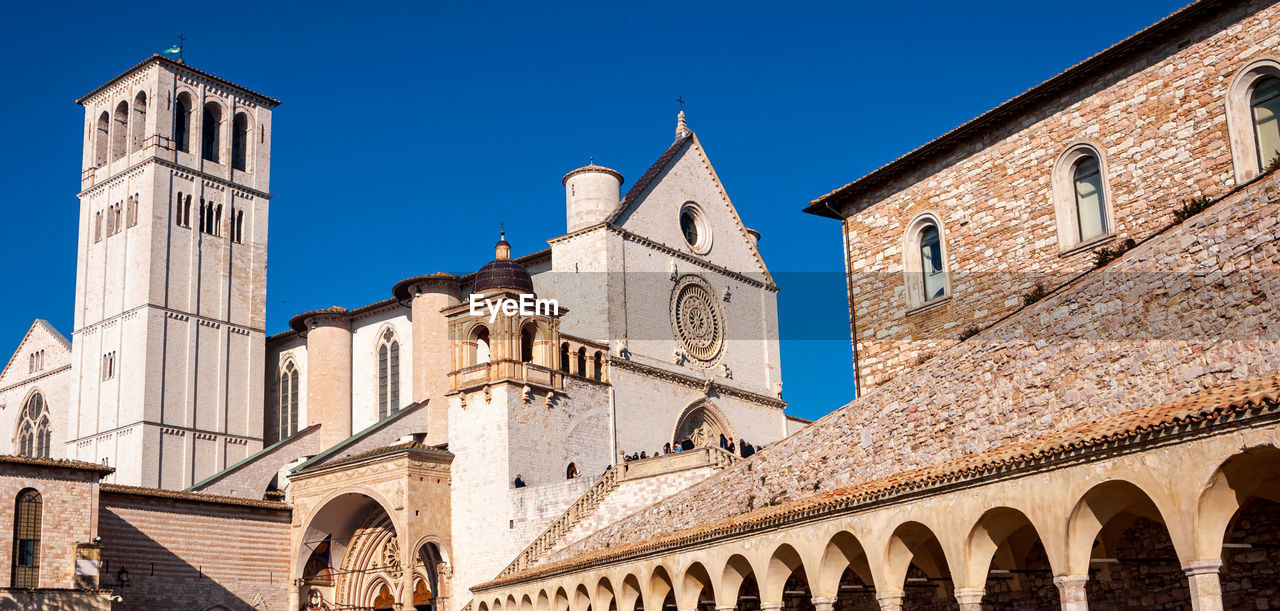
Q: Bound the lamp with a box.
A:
[308,589,322,608]
[117,566,130,588]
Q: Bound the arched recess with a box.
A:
[553,586,570,611]
[671,401,734,450]
[535,589,552,611]
[520,594,535,611]
[1197,446,1280,609]
[902,212,951,309]
[1066,479,1190,609]
[174,92,193,153]
[479,600,491,611]
[413,538,450,610]
[95,111,110,167]
[572,582,593,611]
[716,554,757,607]
[232,111,250,171]
[521,322,545,366]
[111,100,129,161]
[883,521,954,608]
[964,507,1057,608]
[469,325,491,366]
[594,576,616,611]
[202,101,223,162]
[761,543,806,604]
[814,530,874,601]
[675,561,715,611]
[295,491,402,610]
[131,91,148,153]
[1051,142,1115,252]
[618,573,644,611]
[1226,58,1280,182]
[646,566,674,611]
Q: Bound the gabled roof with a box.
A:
[0,319,71,384]
[290,400,429,473]
[76,55,280,107]
[803,0,1232,219]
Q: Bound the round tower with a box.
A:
[562,162,623,233]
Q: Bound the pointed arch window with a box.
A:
[131,91,148,153]
[231,112,250,171]
[94,111,110,167]
[16,392,50,459]
[280,361,299,439]
[111,100,129,161]
[202,102,222,163]
[174,93,192,154]
[11,488,42,588]
[378,329,401,419]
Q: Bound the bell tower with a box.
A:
[70,56,279,489]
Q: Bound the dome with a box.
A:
[474,232,534,294]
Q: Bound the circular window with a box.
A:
[679,203,711,253]
[670,276,725,363]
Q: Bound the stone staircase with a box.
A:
[497,447,736,577]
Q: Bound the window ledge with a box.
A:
[1057,233,1116,258]
[906,295,951,317]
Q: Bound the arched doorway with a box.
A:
[296,492,402,610]
[673,404,730,450]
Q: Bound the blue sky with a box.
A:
[0,0,1187,421]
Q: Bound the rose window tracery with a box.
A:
[671,277,725,363]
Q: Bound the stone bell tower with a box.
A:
[69,56,279,489]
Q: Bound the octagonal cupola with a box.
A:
[473,231,534,294]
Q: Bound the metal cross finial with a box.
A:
[589,156,593,165]
[676,96,686,111]
[500,222,505,240]
[177,33,186,63]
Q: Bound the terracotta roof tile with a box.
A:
[0,454,115,474]
[478,373,1280,589]
[101,483,289,509]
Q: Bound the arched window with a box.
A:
[576,347,587,377]
[377,329,400,420]
[94,211,103,243]
[111,100,129,161]
[94,111,110,167]
[475,328,491,365]
[592,351,603,381]
[1052,144,1114,252]
[174,93,192,153]
[1252,76,1280,171]
[231,112,250,171]
[16,392,50,459]
[11,488,42,588]
[202,102,222,163]
[558,343,570,373]
[1073,157,1107,242]
[126,195,138,228]
[131,91,148,153]
[520,324,537,364]
[232,209,245,243]
[279,361,299,439]
[903,214,950,309]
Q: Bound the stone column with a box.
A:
[811,596,836,611]
[1053,574,1089,611]
[715,605,738,611]
[1183,560,1224,611]
[876,593,904,611]
[758,602,783,611]
[954,587,984,610]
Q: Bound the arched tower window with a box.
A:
[131,91,147,153]
[520,324,537,364]
[94,211,103,243]
[232,112,250,171]
[576,347,586,377]
[902,214,950,309]
[94,111,110,167]
[592,350,603,381]
[280,361,299,439]
[475,328,491,365]
[1051,144,1114,252]
[11,488,42,588]
[173,93,192,153]
[126,195,138,228]
[17,392,50,459]
[111,100,129,161]
[377,329,401,420]
[559,343,569,373]
[202,102,222,163]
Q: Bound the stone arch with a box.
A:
[593,575,616,611]
[468,323,492,366]
[1196,445,1280,608]
[670,400,734,450]
[1226,57,1280,182]
[553,585,570,611]
[1195,445,1280,555]
[1065,479,1182,574]
[507,593,519,611]
[1051,141,1115,251]
[883,520,954,607]
[572,582,593,611]
[901,211,951,308]
[365,577,395,610]
[964,506,1057,607]
[814,530,872,599]
[294,490,403,607]
[716,553,757,607]
[131,91,147,153]
[675,561,715,611]
[479,600,491,611]
[646,565,674,611]
[535,589,552,611]
[520,593,535,611]
[618,572,643,611]
[95,110,110,166]
[111,99,129,161]
[761,542,806,604]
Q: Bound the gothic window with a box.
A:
[11,489,42,588]
[593,350,603,381]
[131,91,147,153]
[232,112,250,171]
[94,211,103,242]
[377,329,401,420]
[903,214,950,310]
[199,201,222,236]
[126,195,138,228]
[202,102,222,163]
[174,93,192,154]
[175,192,190,228]
[1052,144,1114,252]
[94,111,110,167]
[111,100,129,161]
[280,360,299,439]
[16,393,50,459]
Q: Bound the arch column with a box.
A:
[810,596,835,611]
[953,587,984,610]
[1053,575,1088,611]
[875,593,903,611]
[1183,560,1224,611]
[758,602,783,611]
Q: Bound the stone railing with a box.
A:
[497,447,736,578]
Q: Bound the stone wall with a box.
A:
[556,163,1280,559]
[0,461,102,590]
[98,486,290,609]
[837,0,1280,391]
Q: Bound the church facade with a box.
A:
[0,54,804,610]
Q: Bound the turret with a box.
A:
[562,162,623,233]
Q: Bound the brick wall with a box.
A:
[0,462,100,590]
[555,163,1280,559]
[98,487,290,609]
[838,0,1279,391]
